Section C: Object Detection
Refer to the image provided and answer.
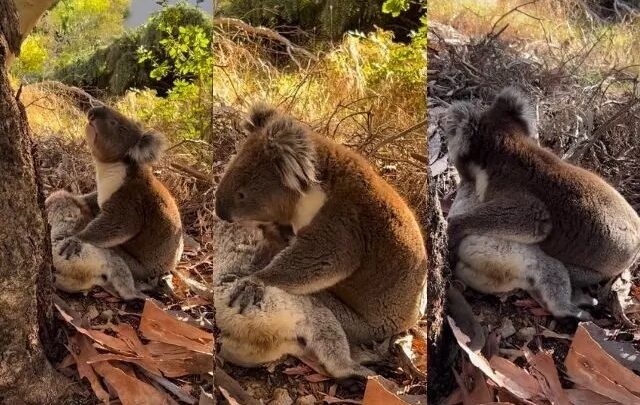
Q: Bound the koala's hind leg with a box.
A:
[457,235,592,321]
[302,299,375,379]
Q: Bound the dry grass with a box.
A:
[431,0,640,80]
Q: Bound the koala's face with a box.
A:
[45,193,91,236]
[215,136,298,224]
[53,266,109,294]
[85,105,143,163]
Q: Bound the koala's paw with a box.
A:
[228,277,265,314]
[58,237,82,259]
[218,272,242,286]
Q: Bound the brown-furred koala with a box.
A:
[58,105,183,285]
[445,87,640,320]
[212,219,375,379]
[214,103,428,345]
[46,190,146,300]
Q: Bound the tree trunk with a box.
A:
[0,1,73,403]
[419,169,455,402]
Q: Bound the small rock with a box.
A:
[518,326,536,340]
[269,389,293,405]
[498,318,516,338]
[295,394,316,405]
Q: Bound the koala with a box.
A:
[58,105,184,285]
[45,190,146,300]
[214,103,428,345]
[445,87,640,320]
[212,219,375,379]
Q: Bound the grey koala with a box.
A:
[212,219,375,379]
[46,190,147,300]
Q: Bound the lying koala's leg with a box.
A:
[53,240,146,300]
[314,291,393,345]
[456,235,592,321]
[215,280,372,379]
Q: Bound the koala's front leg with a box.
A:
[448,193,552,249]
[61,202,141,258]
[229,208,362,311]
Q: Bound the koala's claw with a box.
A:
[228,277,265,313]
[219,273,242,285]
[59,237,82,259]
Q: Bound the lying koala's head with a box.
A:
[214,103,318,224]
[45,190,92,239]
[85,104,165,164]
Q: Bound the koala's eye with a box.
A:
[100,274,108,282]
[237,191,246,201]
[109,119,118,126]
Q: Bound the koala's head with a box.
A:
[214,103,317,224]
[45,190,92,239]
[85,105,165,164]
[53,265,110,294]
[444,87,537,162]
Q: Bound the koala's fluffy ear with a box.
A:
[127,131,166,164]
[444,100,478,141]
[243,102,278,132]
[487,87,536,137]
[265,116,317,193]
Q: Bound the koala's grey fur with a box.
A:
[211,219,375,379]
[445,87,640,320]
[46,190,146,300]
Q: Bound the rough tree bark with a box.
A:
[418,167,454,402]
[0,1,74,403]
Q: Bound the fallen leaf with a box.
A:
[362,376,427,405]
[524,349,570,405]
[145,341,213,377]
[565,388,620,404]
[283,364,314,375]
[448,317,542,402]
[56,304,134,355]
[581,322,640,372]
[305,373,332,383]
[92,360,177,405]
[139,300,213,354]
[565,323,640,404]
[219,386,242,405]
[67,334,110,403]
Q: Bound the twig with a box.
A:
[213,17,317,65]
[370,118,428,153]
[169,162,212,184]
[215,368,261,405]
[487,0,539,40]
[141,369,197,404]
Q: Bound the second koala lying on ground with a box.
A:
[46,190,147,300]
[212,219,376,379]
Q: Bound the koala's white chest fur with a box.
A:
[291,185,327,234]
[469,164,489,202]
[95,161,127,207]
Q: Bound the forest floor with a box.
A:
[25,84,428,404]
[428,21,640,405]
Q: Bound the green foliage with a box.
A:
[330,28,425,90]
[137,24,212,82]
[14,34,50,77]
[53,2,212,96]
[17,0,129,76]
[382,0,411,17]
[219,0,421,40]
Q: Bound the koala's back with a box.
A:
[493,138,640,271]
[116,167,183,275]
[317,137,427,336]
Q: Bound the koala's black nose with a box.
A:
[215,198,232,222]
[88,106,107,121]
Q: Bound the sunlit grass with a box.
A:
[431,0,640,78]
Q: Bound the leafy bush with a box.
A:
[53,2,212,96]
